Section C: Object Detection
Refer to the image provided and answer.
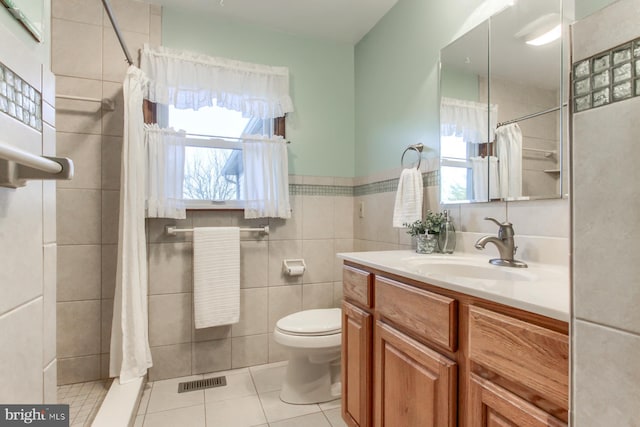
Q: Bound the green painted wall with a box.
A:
[354,0,490,176]
[162,7,355,177]
[441,67,480,101]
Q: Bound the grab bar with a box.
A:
[165,225,269,236]
[0,140,74,188]
[56,95,116,111]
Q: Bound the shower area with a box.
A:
[53,0,160,424]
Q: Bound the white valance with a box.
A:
[140,44,294,119]
[441,97,498,144]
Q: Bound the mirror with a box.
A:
[1,0,44,42]
[439,0,565,204]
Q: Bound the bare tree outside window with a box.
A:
[183,146,238,200]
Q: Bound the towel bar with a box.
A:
[165,225,269,236]
[400,143,424,169]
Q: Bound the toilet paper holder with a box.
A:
[283,259,306,276]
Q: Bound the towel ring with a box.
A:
[400,143,424,169]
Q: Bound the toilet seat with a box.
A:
[276,308,341,336]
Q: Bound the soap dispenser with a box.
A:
[438,210,456,254]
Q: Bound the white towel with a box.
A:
[392,168,424,228]
[496,123,523,199]
[193,227,240,329]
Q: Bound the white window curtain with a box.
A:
[441,97,498,144]
[144,124,187,219]
[242,135,291,219]
[140,44,294,119]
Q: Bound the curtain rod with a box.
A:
[101,0,134,66]
[496,103,567,128]
[185,133,292,144]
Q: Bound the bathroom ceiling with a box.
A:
[146,0,399,44]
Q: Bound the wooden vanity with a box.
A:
[340,261,569,427]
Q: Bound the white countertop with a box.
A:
[338,250,570,322]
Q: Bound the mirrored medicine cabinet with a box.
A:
[439,0,569,204]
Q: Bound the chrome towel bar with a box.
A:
[166,225,269,236]
[400,143,424,169]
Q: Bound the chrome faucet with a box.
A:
[475,217,528,268]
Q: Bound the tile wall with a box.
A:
[51,0,161,384]
[0,18,57,403]
[145,177,353,381]
[572,0,640,423]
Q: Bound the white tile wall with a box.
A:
[572,1,640,423]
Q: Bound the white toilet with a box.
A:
[273,308,342,404]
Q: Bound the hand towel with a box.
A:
[392,168,424,228]
[193,227,240,329]
[496,123,523,199]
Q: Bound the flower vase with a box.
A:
[416,233,438,254]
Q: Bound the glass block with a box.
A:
[5,69,14,86]
[575,94,591,112]
[613,63,632,82]
[593,88,610,107]
[0,81,6,96]
[7,86,15,101]
[34,92,41,106]
[636,60,640,75]
[0,96,7,112]
[15,93,22,107]
[593,54,610,73]
[574,60,590,79]
[15,106,23,121]
[35,118,42,131]
[8,101,15,116]
[22,81,29,94]
[29,115,36,128]
[574,78,591,95]
[613,81,632,100]
[0,66,4,81]
[635,41,640,57]
[613,47,631,64]
[14,77,22,93]
[593,70,610,89]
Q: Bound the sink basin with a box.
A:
[411,262,534,282]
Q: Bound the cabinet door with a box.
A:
[468,374,566,427]
[375,321,457,427]
[342,301,373,427]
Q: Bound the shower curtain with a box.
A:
[109,66,153,383]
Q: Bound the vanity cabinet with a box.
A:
[341,262,569,427]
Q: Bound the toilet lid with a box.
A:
[276,308,342,336]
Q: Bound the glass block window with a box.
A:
[0,61,42,131]
[573,38,640,112]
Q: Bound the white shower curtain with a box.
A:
[496,123,523,200]
[110,66,153,383]
[242,135,291,219]
[470,156,500,201]
[145,124,187,219]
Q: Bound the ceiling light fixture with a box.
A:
[525,24,561,46]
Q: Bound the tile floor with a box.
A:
[135,361,347,427]
[57,379,112,426]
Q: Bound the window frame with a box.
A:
[143,101,285,211]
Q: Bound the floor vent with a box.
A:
[178,376,227,393]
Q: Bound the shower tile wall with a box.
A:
[0,17,57,403]
[52,0,161,385]
[572,0,640,424]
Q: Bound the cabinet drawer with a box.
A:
[468,306,569,412]
[375,276,457,352]
[343,265,373,308]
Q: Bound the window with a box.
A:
[164,103,280,209]
[440,135,474,203]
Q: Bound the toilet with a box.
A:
[273,308,342,404]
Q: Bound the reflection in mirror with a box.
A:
[1,0,44,41]
[439,0,565,204]
[489,0,563,201]
[439,20,490,203]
